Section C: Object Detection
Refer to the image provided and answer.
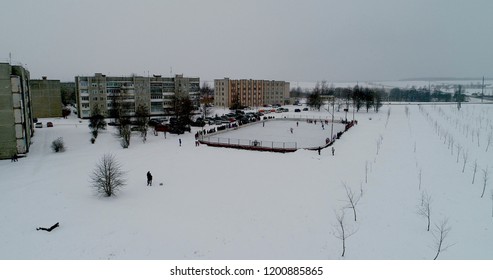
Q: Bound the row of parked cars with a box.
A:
[196,111,263,126]
[35,121,53,128]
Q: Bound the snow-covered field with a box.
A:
[1,103,493,261]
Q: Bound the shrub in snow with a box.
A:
[90,153,126,197]
[51,137,65,153]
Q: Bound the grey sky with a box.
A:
[1,0,492,83]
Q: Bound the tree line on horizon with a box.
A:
[292,81,468,112]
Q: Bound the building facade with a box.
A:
[214,78,290,108]
[0,63,34,159]
[30,76,62,118]
[75,73,200,119]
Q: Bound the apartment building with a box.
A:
[0,63,34,159]
[75,73,200,119]
[214,78,290,108]
[30,76,62,118]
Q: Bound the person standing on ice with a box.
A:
[332,146,335,156]
[290,127,293,134]
[179,138,182,146]
[147,171,153,186]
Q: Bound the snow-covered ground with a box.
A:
[1,102,493,261]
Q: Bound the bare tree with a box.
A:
[333,210,357,257]
[135,104,150,142]
[51,137,65,153]
[119,125,131,148]
[342,183,360,221]
[486,132,492,152]
[365,161,369,183]
[385,107,391,128]
[461,150,469,173]
[477,130,481,147]
[432,218,453,260]
[472,160,478,184]
[455,144,462,163]
[199,82,214,119]
[90,154,126,197]
[481,166,489,198]
[418,191,432,231]
[448,136,454,155]
[376,135,383,155]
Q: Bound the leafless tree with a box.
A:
[90,154,126,197]
[135,104,150,142]
[418,191,432,231]
[472,160,478,184]
[486,133,492,152]
[376,135,383,155]
[461,150,469,173]
[481,166,489,198]
[119,125,131,148]
[365,161,369,183]
[385,107,391,128]
[333,210,357,257]
[342,183,360,221]
[477,130,481,147]
[455,144,462,163]
[448,136,454,155]
[432,218,453,260]
[51,137,65,153]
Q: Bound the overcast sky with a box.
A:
[1,0,492,83]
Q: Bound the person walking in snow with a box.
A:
[147,171,153,186]
[179,138,182,146]
[332,146,335,156]
[290,127,293,134]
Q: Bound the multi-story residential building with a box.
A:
[75,73,200,119]
[30,76,62,118]
[0,63,34,159]
[214,78,290,108]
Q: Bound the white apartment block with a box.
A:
[76,73,199,118]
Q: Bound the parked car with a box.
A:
[303,107,309,111]
[47,122,53,127]
[294,109,301,112]
[148,119,162,126]
[35,122,43,128]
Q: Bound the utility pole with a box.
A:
[330,96,335,140]
[481,76,484,103]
